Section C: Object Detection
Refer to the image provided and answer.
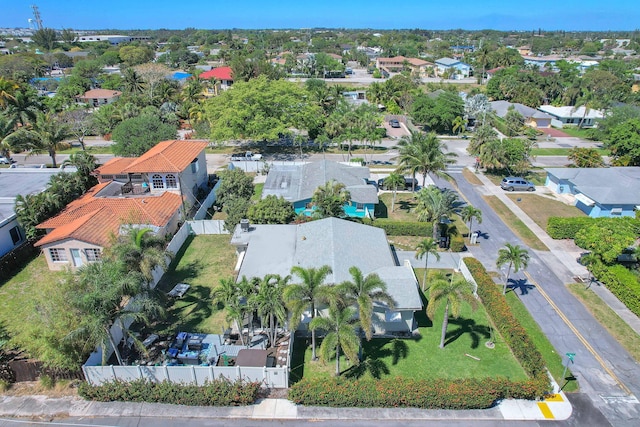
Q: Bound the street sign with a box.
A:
[566,352,576,362]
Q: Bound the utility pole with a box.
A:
[31,4,44,30]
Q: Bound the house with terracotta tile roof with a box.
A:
[199,66,234,90]
[94,140,209,206]
[35,184,183,271]
[376,56,433,77]
[76,89,122,107]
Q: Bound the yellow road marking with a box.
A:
[545,393,564,402]
[537,402,555,419]
[524,271,632,395]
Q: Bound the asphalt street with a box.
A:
[439,170,640,427]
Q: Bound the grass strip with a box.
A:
[567,283,640,363]
[482,195,549,251]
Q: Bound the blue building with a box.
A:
[262,160,378,218]
[435,57,473,79]
[545,167,640,217]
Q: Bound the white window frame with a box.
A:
[85,248,102,262]
[166,174,178,189]
[152,174,165,189]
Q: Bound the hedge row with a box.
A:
[592,263,640,318]
[363,218,432,236]
[289,375,548,409]
[547,216,640,240]
[78,378,260,406]
[463,258,548,381]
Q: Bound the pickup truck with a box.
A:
[230,151,263,161]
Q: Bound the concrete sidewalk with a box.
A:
[0,381,572,421]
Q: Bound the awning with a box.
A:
[575,193,595,207]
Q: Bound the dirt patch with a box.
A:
[2,381,80,397]
[538,127,570,138]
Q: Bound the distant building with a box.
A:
[376,56,432,77]
[76,89,122,107]
[199,66,234,90]
[435,57,472,79]
[76,35,150,45]
[537,105,604,128]
[490,101,554,128]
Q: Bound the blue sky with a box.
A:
[3,1,639,31]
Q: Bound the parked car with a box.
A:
[389,119,401,128]
[230,151,263,161]
[500,177,535,192]
[377,177,419,191]
[0,156,14,165]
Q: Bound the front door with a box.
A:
[70,249,83,267]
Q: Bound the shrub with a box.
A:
[364,218,432,236]
[0,379,10,392]
[547,216,640,240]
[78,378,260,406]
[289,375,548,409]
[463,258,548,382]
[546,217,595,239]
[450,235,466,252]
[591,263,640,318]
[39,374,55,390]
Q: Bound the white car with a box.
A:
[0,156,14,165]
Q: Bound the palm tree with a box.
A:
[213,277,249,345]
[285,265,333,361]
[6,90,42,127]
[452,116,466,135]
[427,276,476,349]
[384,172,405,213]
[460,205,482,242]
[0,114,17,159]
[0,77,19,108]
[339,266,395,341]
[496,243,530,295]
[62,151,98,189]
[104,227,171,285]
[311,179,351,219]
[414,186,460,239]
[309,304,360,376]
[122,68,145,96]
[394,131,457,189]
[67,259,164,365]
[415,238,440,291]
[4,112,70,167]
[251,274,289,346]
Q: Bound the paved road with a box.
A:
[439,170,640,427]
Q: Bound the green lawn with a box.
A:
[568,283,640,363]
[505,194,585,229]
[376,192,419,221]
[0,254,67,342]
[555,127,595,139]
[156,234,237,335]
[291,291,527,382]
[504,290,578,392]
[252,183,264,201]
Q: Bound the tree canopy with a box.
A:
[111,115,177,157]
[204,76,322,142]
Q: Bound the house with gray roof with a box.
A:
[545,167,640,217]
[230,218,423,335]
[262,160,378,218]
[490,101,553,128]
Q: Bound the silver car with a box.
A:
[500,176,535,192]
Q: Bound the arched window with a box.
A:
[166,174,177,189]
[152,174,164,189]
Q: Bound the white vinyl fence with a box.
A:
[83,364,289,388]
[192,179,222,220]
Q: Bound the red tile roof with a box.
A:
[94,140,208,175]
[78,89,122,99]
[199,66,233,81]
[35,190,182,247]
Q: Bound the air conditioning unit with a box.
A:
[240,219,249,232]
